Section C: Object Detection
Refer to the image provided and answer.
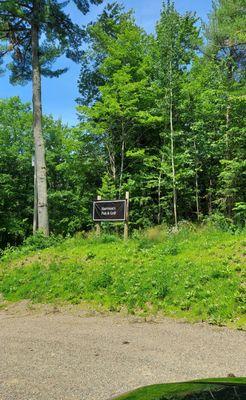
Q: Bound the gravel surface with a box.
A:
[0,309,245,400]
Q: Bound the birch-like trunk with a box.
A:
[157,152,164,225]
[225,102,233,217]
[208,178,213,215]
[31,0,49,235]
[119,121,125,198]
[195,169,200,221]
[225,48,234,217]
[169,61,178,229]
[226,103,230,154]
[170,94,177,229]
[106,142,116,181]
[194,140,200,221]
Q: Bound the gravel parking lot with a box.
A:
[0,308,245,400]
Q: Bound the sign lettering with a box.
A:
[93,200,126,221]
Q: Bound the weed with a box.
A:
[162,240,179,255]
[85,252,96,260]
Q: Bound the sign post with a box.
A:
[124,191,129,241]
[95,195,101,236]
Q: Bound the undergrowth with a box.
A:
[0,224,245,328]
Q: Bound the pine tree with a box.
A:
[206,0,246,79]
[0,0,103,235]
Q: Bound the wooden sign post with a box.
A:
[95,195,101,236]
[124,191,129,240]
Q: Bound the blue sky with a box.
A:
[0,0,212,125]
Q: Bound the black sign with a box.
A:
[93,200,126,222]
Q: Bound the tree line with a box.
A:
[0,0,245,248]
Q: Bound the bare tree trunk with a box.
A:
[194,140,200,221]
[106,143,116,181]
[169,69,178,229]
[195,169,200,221]
[225,102,233,217]
[208,178,213,215]
[119,121,125,198]
[31,0,49,235]
[157,152,164,224]
[226,103,230,156]
[225,50,234,217]
[119,139,125,198]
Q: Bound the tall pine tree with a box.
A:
[0,0,103,235]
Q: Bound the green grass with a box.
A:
[0,225,245,328]
[113,378,246,399]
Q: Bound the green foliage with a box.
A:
[0,225,245,328]
[0,98,103,248]
[76,0,245,230]
[77,2,130,107]
[203,213,234,231]
[22,231,63,251]
[233,202,246,227]
[98,173,117,199]
[0,232,63,261]
[205,0,246,82]
[90,233,119,244]
[0,98,33,247]
[78,6,160,207]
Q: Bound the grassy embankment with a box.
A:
[114,378,246,400]
[0,225,245,328]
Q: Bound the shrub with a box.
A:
[203,213,234,231]
[0,232,63,260]
[22,231,63,250]
[233,202,246,227]
[89,233,119,244]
